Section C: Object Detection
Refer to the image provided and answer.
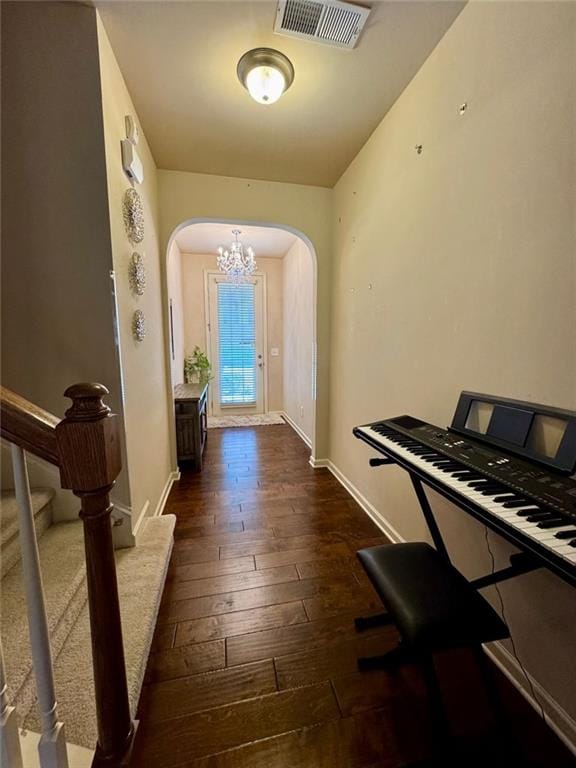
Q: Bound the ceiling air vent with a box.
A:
[274,0,371,50]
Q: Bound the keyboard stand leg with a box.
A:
[409,474,451,564]
[470,553,541,590]
[402,650,527,768]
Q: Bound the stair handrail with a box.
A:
[1,387,60,466]
[0,383,136,768]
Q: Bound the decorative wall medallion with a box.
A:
[122,188,144,244]
[128,252,146,296]
[132,309,146,342]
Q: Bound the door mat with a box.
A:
[207,413,286,429]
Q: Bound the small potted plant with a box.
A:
[184,346,213,385]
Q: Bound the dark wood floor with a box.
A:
[131,424,573,767]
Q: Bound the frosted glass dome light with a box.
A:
[245,65,286,105]
[237,48,294,106]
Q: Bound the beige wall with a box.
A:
[97,15,173,527]
[1,1,119,410]
[283,238,315,442]
[157,171,331,457]
[1,2,130,512]
[330,1,576,727]
[180,253,284,413]
[167,240,185,388]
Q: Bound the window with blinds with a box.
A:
[217,282,257,406]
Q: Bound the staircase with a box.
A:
[1,484,175,756]
[1,494,87,727]
[0,383,175,767]
[22,517,174,750]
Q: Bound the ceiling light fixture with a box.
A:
[237,48,294,105]
[217,230,257,281]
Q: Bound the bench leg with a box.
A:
[357,643,413,672]
[354,612,394,632]
[357,650,453,766]
[419,655,451,750]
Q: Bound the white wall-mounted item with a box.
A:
[121,114,143,183]
[124,114,139,145]
[270,347,279,357]
[121,139,144,184]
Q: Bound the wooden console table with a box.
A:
[174,382,208,471]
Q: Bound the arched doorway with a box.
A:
[164,218,318,461]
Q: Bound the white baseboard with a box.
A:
[309,456,329,468]
[111,501,136,548]
[320,456,576,755]
[485,641,576,755]
[154,470,180,518]
[19,730,93,768]
[134,470,180,539]
[133,500,150,538]
[324,458,405,545]
[281,410,312,449]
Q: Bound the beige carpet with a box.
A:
[208,413,285,428]
[1,488,54,577]
[1,488,54,545]
[2,520,87,719]
[22,514,175,749]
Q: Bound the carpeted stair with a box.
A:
[1,488,175,752]
[1,488,55,577]
[21,515,176,748]
[1,490,88,726]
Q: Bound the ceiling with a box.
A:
[97,1,464,187]
[176,222,297,257]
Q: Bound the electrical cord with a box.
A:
[483,525,547,723]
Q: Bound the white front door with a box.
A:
[207,273,266,416]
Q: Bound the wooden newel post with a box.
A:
[56,383,135,767]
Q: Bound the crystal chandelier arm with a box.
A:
[217,230,257,280]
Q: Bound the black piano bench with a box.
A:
[356,542,514,765]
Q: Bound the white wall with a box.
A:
[97,14,174,528]
[330,0,576,733]
[283,238,315,443]
[167,240,185,388]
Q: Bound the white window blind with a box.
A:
[217,282,257,405]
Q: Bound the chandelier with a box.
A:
[217,230,257,280]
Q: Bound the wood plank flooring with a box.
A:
[131,424,573,767]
